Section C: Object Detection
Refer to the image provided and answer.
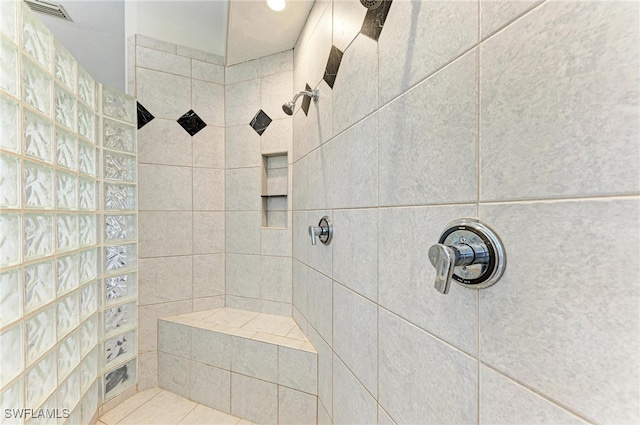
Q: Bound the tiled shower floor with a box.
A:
[99,388,255,425]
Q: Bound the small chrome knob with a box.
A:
[428,219,506,294]
[309,216,332,246]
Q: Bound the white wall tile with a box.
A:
[332,34,378,135]
[226,211,261,254]
[261,71,293,121]
[139,211,192,257]
[138,164,192,211]
[191,326,231,370]
[292,259,308,317]
[158,352,191,399]
[307,210,333,278]
[332,0,368,52]
[194,168,225,211]
[378,205,477,354]
[479,366,586,425]
[192,80,225,127]
[226,254,261,299]
[332,114,377,209]
[378,51,477,207]
[378,308,477,424]
[333,284,377,397]
[332,209,377,301]
[480,0,542,39]
[192,59,224,84]
[305,143,334,211]
[136,46,190,77]
[261,50,293,77]
[278,346,317,394]
[226,125,261,169]
[193,253,225,298]
[307,268,332,345]
[136,68,191,120]
[261,118,292,156]
[226,59,260,84]
[138,300,192,353]
[138,119,192,166]
[262,225,292,257]
[226,167,261,211]
[139,256,193,305]
[137,352,158,391]
[480,2,640,201]
[231,337,277,382]
[231,373,278,425]
[279,386,317,425]
[479,199,640,424]
[261,256,292,303]
[332,354,376,425]
[226,80,260,127]
[378,0,477,104]
[193,125,225,169]
[190,362,231,413]
[158,320,191,358]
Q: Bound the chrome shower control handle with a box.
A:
[428,244,456,294]
[309,216,333,246]
[428,219,506,295]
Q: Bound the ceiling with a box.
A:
[124,0,314,65]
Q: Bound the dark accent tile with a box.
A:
[177,110,207,136]
[360,0,393,41]
[323,45,344,89]
[137,101,155,130]
[301,83,312,116]
[250,110,272,136]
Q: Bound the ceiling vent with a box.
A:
[24,0,73,21]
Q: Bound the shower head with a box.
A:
[360,0,383,10]
[282,89,320,116]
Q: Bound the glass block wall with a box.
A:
[0,1,138,423]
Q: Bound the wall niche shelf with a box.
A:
[262,153,288,228]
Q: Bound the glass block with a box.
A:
[22,56,51,115]
[22,7,51,70]
[103,118,135,153]
[0,268,21,326]
[0,323,23,388]
[58,292,79,340]
[59,371,80,412]
[24,213,53,260]
[80,347,98,394]
[104,184,136,211]
[80,280,98,320]
[24,161,53,209]
[78,178,96,210]
[78,214,97,247]
[26,306,54,364]
[77,102,94,142]
[104,358,136,400]
[57,253,79,295]
[58,331,79,381]
[105,330,136,366]
[81,380,100,424]
[24,260,55,313]
[104,244,136,274]
[54,40,76,91]
[0,37,18,96]
[56,172,77,210]
[0,213,21,266]
[104,301,135,336]
[54,83,76,129]
[24,108,53,162]
[0,153,20,208]
[0,94,19,152]
[80,315,98,356]
[79,248,97,284]
[0,379,23,423]
[105,273,137,305]
[55,126,77,170]
[33,392,57,425]
[77,140,96,176]
[103,87,135,124]
[77,66,95,107]
[105,215,136,242]
[0,0,17,41]
[57,214,79,252]
[104,151,136,182]
[26,351,56,408]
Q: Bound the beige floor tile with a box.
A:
[251,332,304,349]
[118,390,197,425]
[100,388,162,425]
[237,420,257,425]
[285,326,308,341]
[300,342,317,353]
[202,308,259,327]
[241,314,296,337]
[207,323,257,339]
[178,405,240,425]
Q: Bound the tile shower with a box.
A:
[0,1,139,423]
[1,0,639,425]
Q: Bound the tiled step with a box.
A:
[157,308,318,425]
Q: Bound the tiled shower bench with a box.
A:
[157,308,318,425]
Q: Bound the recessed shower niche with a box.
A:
[262,153,288,228]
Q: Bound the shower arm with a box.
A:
[291,89,319,104]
